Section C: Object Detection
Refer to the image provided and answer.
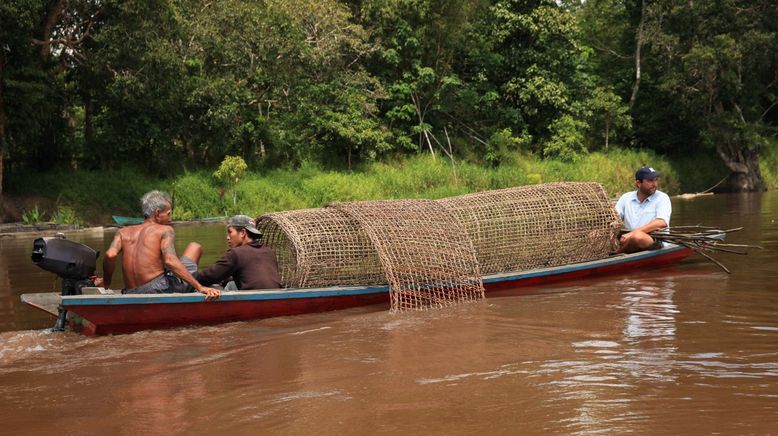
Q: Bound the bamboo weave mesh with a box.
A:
[255,182,621,311]
[256,208,384,288]
[330,200,485,311]
[437,182,622,274]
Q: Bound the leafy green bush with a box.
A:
[759,140,778,190]
[543,115,589,162]
[51,205,83,226]
[21,206,44,225]
[213,155,248,213]
[171,173,221,220]
[485,129,528,167]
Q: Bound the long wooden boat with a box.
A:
[21,243,695,335]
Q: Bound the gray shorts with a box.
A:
[122,256,197,294]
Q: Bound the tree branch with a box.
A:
[761,101,778,121]
[590,38,630,59]
[39,0,67,64]
[629,0,646,109]
[716,143,748,173]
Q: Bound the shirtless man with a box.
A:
[95,191,220,300]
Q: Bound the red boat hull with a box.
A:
[24,245,695,335]
[76,292,390,335]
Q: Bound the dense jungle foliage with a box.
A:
[1,0,776,205]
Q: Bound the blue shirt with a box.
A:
[615,190,672,231]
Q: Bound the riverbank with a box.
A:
[0,223,105,238]
[3,147,775,226]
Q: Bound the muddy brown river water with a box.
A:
[0,192,776,434]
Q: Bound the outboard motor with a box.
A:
[31,234,100,331]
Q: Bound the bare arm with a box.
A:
[618,218,668,251]
[634,217,668,234]
[160,230,220,299]
[98,232,122,288]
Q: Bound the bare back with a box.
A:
[117,222,174,288]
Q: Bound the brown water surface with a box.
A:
[0,193,776,434]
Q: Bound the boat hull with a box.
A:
[22,245,694,335]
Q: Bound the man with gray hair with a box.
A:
[95,190,221,299]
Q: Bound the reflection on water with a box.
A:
[0,192,777,433]
[622,282,678,343]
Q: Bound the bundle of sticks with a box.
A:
[650,226,762,273]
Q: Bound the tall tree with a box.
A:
[487,0,596,160]
[81,0,387,170]
[355,0,488,156]
[650,0,777,191]
[0,1,41,204]
[0,0,98,205]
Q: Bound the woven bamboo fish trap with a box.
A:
[255,182,621,312]
[256,208,384,288]
[437,182,622,274]
[330,200,484,311]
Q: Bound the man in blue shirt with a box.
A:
[615,166,672,253]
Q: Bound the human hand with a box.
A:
[198,286,221,301]
[93,277,105,287]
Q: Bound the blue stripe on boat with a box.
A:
[482,244,684,284]
[63,285,390,305]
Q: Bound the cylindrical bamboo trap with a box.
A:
[255,182,621,312]
[330,200,484,312]
[437,182,622,274]
[256,207,384,288]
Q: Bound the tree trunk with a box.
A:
[629,0,646,109]
[711,102,766,193]
[0,51,7,214]
[39,0,67,65]
[715,143,765,192]
[84,92,94,144]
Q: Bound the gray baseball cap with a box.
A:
[228,215,262,236]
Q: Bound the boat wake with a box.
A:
[0,329,84,367]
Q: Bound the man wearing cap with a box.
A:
[615,167,672,253]
[195,215,282,290]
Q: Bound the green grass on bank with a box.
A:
[760,142,778,190]
[6,147,776,225]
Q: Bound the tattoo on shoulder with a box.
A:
[161,230,177,255]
